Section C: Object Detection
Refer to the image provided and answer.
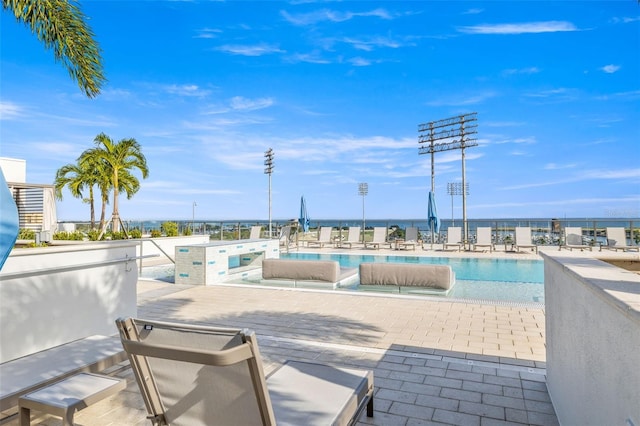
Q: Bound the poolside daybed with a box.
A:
[262,258,357,288]
[359,263,455,291]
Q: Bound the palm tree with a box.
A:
[53,162,99,228]
[84,133,148,234]
[2,0,105,98]
[77,149,112,230]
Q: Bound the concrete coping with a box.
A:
[541,252,640,322]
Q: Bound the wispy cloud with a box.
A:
[500,168,640,190]
[595,89,640,101]
[601,64,621,74]
[490,136,536,145]
[216,43,284,56]
[281,8,395,26]
[349,57,373,66]
[458,21,578,35]
[287,51,331,64]
[611,16,640,24]
[229,96,274,111]
[544,163,577,170]
[462,8,483,15]
[426,91,497,107]
[0,101,24,119]
[341,35,406,51]
[164,84,211,97]
[501,67,540,76]
[523,87,578,103]
[194,28,222,39]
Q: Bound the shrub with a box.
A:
[109,231,127,240]
[183,226,192,236]
[129,228,142,239]
[150,229,162,238]
[53,231,85,241]
[161,221,178,237]
[86,229,101,241]
[18,228,35,240]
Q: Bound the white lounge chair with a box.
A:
[443,227,463,251]
[397,227,419,250]
[337,226,363,249]
[365,227,392,250]
[279,225,292,247]
[116,318,374,426]
[560,227,592,251]
[602,227,639,252]
[472,227,493,252]
[249,225,262,240]
[514,227,538,253]
[307,226,333,248]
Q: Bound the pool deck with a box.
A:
[8,245,637,425]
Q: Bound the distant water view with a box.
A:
[63,217,639,245]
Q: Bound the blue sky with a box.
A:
[1,1,639,221]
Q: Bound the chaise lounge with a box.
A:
[116,317,374,426]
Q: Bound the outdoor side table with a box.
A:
[19,373,126,426]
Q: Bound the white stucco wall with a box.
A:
[0,158,26,183]
[0,241,138,363]
[542,252,640,426]
[137,235,210,265]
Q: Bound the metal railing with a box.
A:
[58,218,640,247]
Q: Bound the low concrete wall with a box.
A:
[137,235,210,265]
[542,253,640,426]
[0,241,139,363]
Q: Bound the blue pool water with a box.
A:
[141,254,545,304]
[281,253,544,304]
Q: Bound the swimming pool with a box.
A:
[279,253,544,304]
[140,253,545,304]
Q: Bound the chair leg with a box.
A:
[367,396,374,417]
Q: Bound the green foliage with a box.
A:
[183,226,192,236]
[150,229,162,238]
[86,229,101,241]
[18,228,36,240]
[161,221,178,237]
[53,231,85,241]
[26,242,49,248]
[129,228,142,239]
[633,229,640,244]
[3,0,105,97]
[108,231,128,240]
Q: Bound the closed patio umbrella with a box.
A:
[428,191,440,248]
[299,196,310,233]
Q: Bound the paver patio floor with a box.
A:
[7,279,558,425]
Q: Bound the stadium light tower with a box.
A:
[419,113,478,246]
[264,148,274,238]
[358,183,368,243]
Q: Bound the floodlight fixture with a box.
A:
[419,113,478,246]
[358,183,368,242]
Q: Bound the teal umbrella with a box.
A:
[428,191,440,246]
[299,196,310,233]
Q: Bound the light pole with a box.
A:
[447,183,468,227]
[264,148,274,238]
[192,201,197,234]
[358,183,368,242]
